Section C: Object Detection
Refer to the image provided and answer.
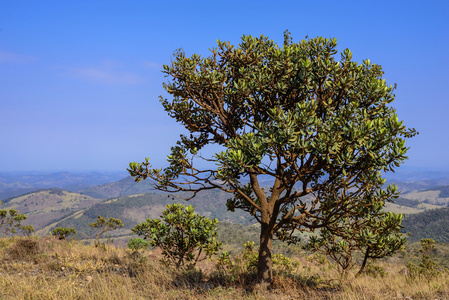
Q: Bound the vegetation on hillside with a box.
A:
[0,236,448,299]
[402,207,449,242]
[428,185,449,198]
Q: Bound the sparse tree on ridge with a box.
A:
[0,202,33,238]
[90,215,124,246]
[128,31,416,285]
[51,227,77,240]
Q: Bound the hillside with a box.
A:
[79,176,157,199]
[0,171,126,201]
[4,172,449,242]
[428,185,449,198]
[401,207,449,242]
[47,190,254,238]
[1,189,103,232]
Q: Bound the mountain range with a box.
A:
[1,170,449,243]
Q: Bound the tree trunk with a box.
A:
[257,223,273,287]
[355,247,370,277]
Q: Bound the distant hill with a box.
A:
[1,189,103,233]
[399,188,449,207]
[42,190,255,238]
[0,171,127,201]
[384,179,449,193]
[428,185,449,198]
[401,207,449,243]
[3,171,449,242]
[79,176,157,199]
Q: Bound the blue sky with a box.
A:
[0,1,448,172]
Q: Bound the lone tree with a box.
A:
[0,202,33,238]
[128,31,416,285]
[90,215,124,246]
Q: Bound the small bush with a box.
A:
[51,227,77,240]
[215,241,299,284]
[0,202,31,238]
[128,238,150,252]
[6,238,39,260]
[132,203,222,269]
[90,215,124,247]
[365,264,386,278]
[407,238,440,278]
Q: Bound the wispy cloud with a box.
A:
[142,61,161,70]
[0,51,38,63]
[66,60,146,85]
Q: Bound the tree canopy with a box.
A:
[128,31,416,285]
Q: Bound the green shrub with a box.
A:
[132,203,222,269]
[128,238,150,252]
[90,215,124,247]
[407,238,440,278]
[0,202,32,238]
[365,264,386,278]
[51,227,77,240]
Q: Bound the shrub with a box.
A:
[51,227,77,240]
[407,238,440,278]
[128,238,150,252]
[132,203,222,269]
[90,215,124,247]
[0,202,31,238]
[6,238,39,260]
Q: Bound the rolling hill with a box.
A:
[0,171,127,201]
[1,189,103,233]
[4,172,449,243]
[401,207,449,242]
[41,189,254,238]
[79,176,157,199]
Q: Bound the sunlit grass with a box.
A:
[0,236,448,299]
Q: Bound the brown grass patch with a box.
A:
[0,237,448,299]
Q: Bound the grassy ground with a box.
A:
[0,236,448,299]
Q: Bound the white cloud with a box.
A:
[142,61,161,70]
[67,60,146,85]
[0,51,38,63]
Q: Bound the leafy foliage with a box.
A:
[401,207,449,242]
[0,201,33,237]
[51,227,77,240]
[132,203,222,269]
[90,215,124,247]
[128,31,416,283]
[128,238,150,252]
[306,210,405,276]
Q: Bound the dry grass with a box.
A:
[0,237,448,299]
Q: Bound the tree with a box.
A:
[90,215,124,246]
[51,227,77,240]
[132,203,222,269]
[20,225,35,237]
[128,31,416,285]
[0,202,32,238]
